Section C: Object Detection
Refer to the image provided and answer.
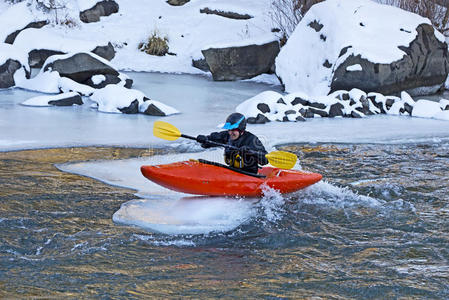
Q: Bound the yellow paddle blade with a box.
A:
[266,150,297,169]
[153,121,181,141]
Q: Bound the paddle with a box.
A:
[153,121,298,169]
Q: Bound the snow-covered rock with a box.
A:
[275,0,448,96]
[43,52,119,83]
[236,88,449,123]
[0,2,46,43]
[79,0,119,23]
[21,92,83,107]
[90,84,179,115]
[13,28,115,67]
[0,43,30,88]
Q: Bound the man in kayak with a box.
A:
[196,112,268,174]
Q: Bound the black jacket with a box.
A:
[200,130,268,174]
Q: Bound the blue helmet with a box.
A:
[222,112,246,131]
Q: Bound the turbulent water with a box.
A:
[1,143,448,298]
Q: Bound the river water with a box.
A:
[0,142,448,298]
[1,72,448,298]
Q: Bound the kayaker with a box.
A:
[196,112,268,174]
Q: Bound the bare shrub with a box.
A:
[138,30,169,56]
[378,0,449,35]
[269,0,324,44]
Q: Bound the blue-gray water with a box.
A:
[1,142,448,298]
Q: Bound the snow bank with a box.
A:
[275,0,439,95]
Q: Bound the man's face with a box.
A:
[228,129,240,140]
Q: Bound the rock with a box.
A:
[142,102,166,116]
[404,102,414,115]
[296,115,306,122]
[27,43,115,68]
[277,98,286,104]
[385,97,398,110]
[200,8,252,20]
[257,103,270,113]
[48,94,83,106]
[80,0,119,23]
[44,53,119,83]
[440,99,449,110]
[202,41,280,81]
[92,42,116,61]
[28,49,65,68]
[84,74,132,89]
[192,58,210,72]
[291,96,309,106]
[329,102,344,117]
[276,0,449,96]
[331,24,449,96]
[351,111,363,118]
[285,109,296,115]
[309,107,328,117]
[4,21,48,44]
[307,101,326,110]
[117,99,139,114]
[166,0,190,5]
[0,59,22,88]
[247,113,270,124]
[304,109,315,118]
[84,74,119,88]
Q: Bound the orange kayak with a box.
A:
[140,160,322,197]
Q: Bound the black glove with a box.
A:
[196,135,207,143]
[239,146,251,156]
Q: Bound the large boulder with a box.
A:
[275,0,449,96]
[331,24,449,95]
[202,40,280,81]
[44,52,119,83]
[79,0,119,23]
